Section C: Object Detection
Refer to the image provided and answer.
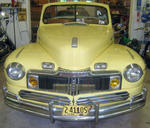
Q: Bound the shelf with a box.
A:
[1,7,21,9]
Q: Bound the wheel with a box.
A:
[0,43,9,57]
[145,44,150,55]
[144,43,150,69]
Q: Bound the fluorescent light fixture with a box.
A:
[1,11,6,17]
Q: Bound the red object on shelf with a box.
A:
[137,11,140,22]
[11,0,15,7]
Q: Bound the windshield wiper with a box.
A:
[63,22,88,26]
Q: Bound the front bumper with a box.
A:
[3,87,147,122]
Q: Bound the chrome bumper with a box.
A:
[3,87,147,122]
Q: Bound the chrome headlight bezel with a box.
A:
[6,62,25,80]
[124,64,143,82]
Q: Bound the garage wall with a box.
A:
[0,0,31,48]
[0,0,10,2]
[129,0,146,41]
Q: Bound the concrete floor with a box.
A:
[0,63,150,128]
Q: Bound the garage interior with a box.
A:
[0,0,150,128]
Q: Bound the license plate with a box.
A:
[62,105,92,116]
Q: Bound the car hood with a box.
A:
[38,24,113,70]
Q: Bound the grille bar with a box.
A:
[19,90,70,105]
[77,91,129,105]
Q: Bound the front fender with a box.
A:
[90,44,146,89]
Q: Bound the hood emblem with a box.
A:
[72,37,78,48]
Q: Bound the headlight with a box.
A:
[124,64,143,82]
[6,62,25,80]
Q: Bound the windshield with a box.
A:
[43,5,109,25]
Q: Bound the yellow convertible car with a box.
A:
[3,2,147,122]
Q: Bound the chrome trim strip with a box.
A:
[126,49,135,60]
[3,87,147,122]
[72,37,78,48]
[78,91,128,99]
[19,90,70,105]
[27,69,121,77]
[16,48,24,58]
[77,91,129,105]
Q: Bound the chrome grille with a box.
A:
[19,90,70,105]
[77,91,129,105]
[27,70,122,95]
[38,75,110,94]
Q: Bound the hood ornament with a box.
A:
[72,37,78,48]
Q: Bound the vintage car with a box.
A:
[3,2,147,122]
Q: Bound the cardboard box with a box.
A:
[18,8,27,21]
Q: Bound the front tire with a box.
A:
[144,43,150,69]
[0,43,9,57]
